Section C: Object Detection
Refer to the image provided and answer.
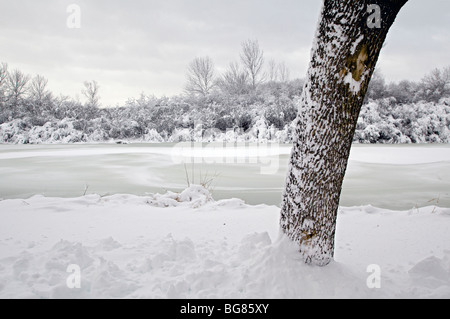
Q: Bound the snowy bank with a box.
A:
[2,97,450,145]
[0,186,449,299]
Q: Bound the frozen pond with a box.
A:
[0,143,449,209]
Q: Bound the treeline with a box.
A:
[365,67,450,103]
[0,56,449,144]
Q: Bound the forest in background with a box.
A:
[0,39,449,145]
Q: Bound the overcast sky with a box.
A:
[1,0,449,106]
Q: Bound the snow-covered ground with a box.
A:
[0,186,449,299]
[0,144,449,299]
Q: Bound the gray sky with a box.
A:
[1,0,449,106]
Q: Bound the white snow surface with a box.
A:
[0,185,449,299]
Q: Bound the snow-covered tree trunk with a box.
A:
[280,0,408,266]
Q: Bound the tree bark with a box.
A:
[280,0,408,266]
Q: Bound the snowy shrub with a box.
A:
[146,185,214,208]
[142,129,164,143]
[274,123,295,143]
[235,112,253,132]
[0,68,449,145]
[362,125,380,144]
[214,114,234,132]
[354,99,450,144]
[251,117,271,141]
[168,128,193,142]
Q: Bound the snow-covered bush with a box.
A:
[0,64,449,145]
[168,128,193,143]
[141,129,164,143]
[146,185,214,208]
[354,99,450,144]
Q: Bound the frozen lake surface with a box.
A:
[0,143,449,209]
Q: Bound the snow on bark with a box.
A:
[280,0,408,266]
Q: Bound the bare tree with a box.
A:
[420,66,450,102]
[185,57,216,97]
[267,60,290,84]
[278,62,290,83]
[218,61,250,96]
[0,62,8,106]
[388,79,417,104]
[30,75,52,110]
[280,0,408,266]
[365,68,386,101]
[267,59,279,83]
[7,69,30,108]
[240,39,265,91]
[82,80,100,108]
